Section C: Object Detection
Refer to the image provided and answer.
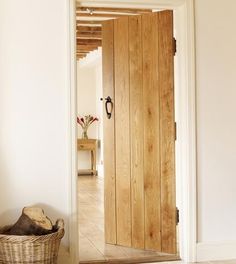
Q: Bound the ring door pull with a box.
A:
[105,96,113,119]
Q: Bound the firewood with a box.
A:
[6,207,53,236]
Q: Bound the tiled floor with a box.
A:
[77,175,178,263]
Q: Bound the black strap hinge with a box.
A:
[176,207,179,225]
[173,37,177,56]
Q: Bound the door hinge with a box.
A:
[176,207,179,225]
[174,122,177,141]
[173,37,177,56]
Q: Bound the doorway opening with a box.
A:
[76,4,181,264]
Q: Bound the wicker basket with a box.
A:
[0,219,64,264]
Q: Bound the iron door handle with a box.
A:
[105,96,113,119]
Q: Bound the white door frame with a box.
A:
[66,0,196,263]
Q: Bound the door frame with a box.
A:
[67,0,196,263]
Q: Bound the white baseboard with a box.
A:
[197,241,236,262]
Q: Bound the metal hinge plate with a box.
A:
[176,207,179,225]
[173,37,177,56]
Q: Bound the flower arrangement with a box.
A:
[77,115,99,139]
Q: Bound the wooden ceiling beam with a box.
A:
[77,51,89,54]
[77,54,87,57]
[77,26,101,32]
[76,20,105,25]
[77,39,102,46]
[77,45,99,51]
[76,6,152,14]
[76,12,135,18]
[77,31,102,38]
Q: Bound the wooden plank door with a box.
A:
[102,10,176,254]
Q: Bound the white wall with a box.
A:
[195,0,236,260]
[0,0,70,245]
[77,50,103,171]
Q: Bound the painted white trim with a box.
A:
[175,1,197,262]
[67,0,79,263]
[78,0,186,8]
[197,241,236,262]
[70,0,196,262]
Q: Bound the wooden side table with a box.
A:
[77,139,97,175]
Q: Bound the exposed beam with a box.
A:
[77,45,99,51]
[77,54,89,57]
[77,39,102,46]
[78,37,102,40]
[77,26,102,32]
[77,31,102,39]
[76,6,152,14]
[76,12,135,18]
[77,51,89,54]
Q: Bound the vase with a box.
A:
[82,130,88,139]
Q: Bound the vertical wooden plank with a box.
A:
[129,15,145,249]
[114,17,132,247]
[102,20,117,244]
[142,13,162,251]
[158,10,176,254]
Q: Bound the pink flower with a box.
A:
[90,117,99,124]
[77,115,98,130]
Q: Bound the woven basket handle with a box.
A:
[55,219,64,230]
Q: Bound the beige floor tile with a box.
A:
[79,236,106,262]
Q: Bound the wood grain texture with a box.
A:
[102,11,176,253]
[158,10,176,254]
[142,12,161,251]
[102,20,117,244]
[128,15,145,249]
[114,17,132,247]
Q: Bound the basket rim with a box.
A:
[0,219,64,242]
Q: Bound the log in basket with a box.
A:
[0,219,64,264]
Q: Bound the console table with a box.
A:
[77,139,97,175]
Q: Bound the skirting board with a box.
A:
[197,241,236,262]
